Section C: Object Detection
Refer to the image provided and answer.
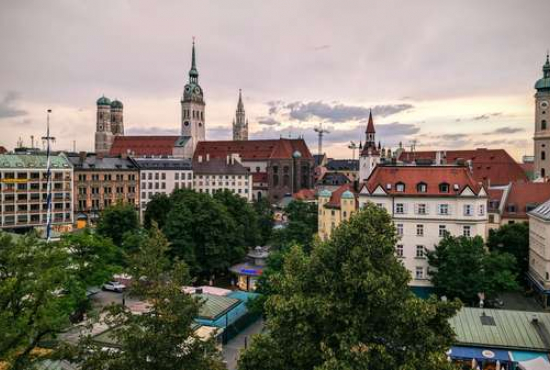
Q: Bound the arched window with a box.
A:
[543,120,548,130]
[542,168,546,178]
[416,182,427,193]
[283,175,290,187]
[542,151,546,161]
[439,183,450,193]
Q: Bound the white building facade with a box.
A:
[193,155,253,201]
[527,199,550,308]
[359,165,488,289]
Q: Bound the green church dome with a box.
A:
[96,96,111,106]
[111,100,123,109]
[535,55,550,91]
[341,190,354,199]
[319,189,332,198]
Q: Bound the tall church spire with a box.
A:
[365,109,375,147]
[189,39,199,83]
[233,89,248,141]
[237,89,244,111]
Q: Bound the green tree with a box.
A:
[428,235,519,305]
[487,222,529,283]
[214,189,259,247]
[0,232,79,369]
[162,189,244,279]
[239,205,460,370]
[272,200,318,252]
[96,202,139,246]
[254,198,274,245]
[143,193,171,230]
[67,226,224,370]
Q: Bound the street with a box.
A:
[222,318,264,370]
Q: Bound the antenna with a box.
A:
[41,109,55,242]
[348,141,358,160]
[30,135,35,149]
[313,123,330,156]
[409,139,417,153]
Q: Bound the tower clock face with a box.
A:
[541,101,549,109]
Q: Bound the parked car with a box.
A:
[102,281,126,293]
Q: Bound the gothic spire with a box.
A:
[237,89,244,112]
[366,109,375,134]
[544,52,550,78]
[189,39,199,83]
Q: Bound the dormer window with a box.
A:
[416,182,427,193]
[507,204,517,213]
[439,183,450,193]
[396,182,405,192]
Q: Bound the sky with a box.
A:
[0,0,548,160]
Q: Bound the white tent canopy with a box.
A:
[519,358,550,370]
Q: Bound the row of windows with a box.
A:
[1,213,71,225]
[198,181,249,187]
[396,223,472,238]
[393,182,452,193]
[84,186,135,194]
[79,174,136,181]
[392,203,484,216]
[182,109,204,120]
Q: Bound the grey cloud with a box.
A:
[126,127,179,135]
[434,133,469,140]
[207,127,232,140]
[0,91,27,119]
[483,126,524,135]
[377,122,420,137]
[271,101,413,123]
[257,116,281,126]
[473,112,502,121]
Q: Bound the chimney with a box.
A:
[198,155,203,163]
[206,153,210,162]
[79,151,86,163]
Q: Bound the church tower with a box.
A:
[359,110,381,182]
[110,99,124,136]
[181,40,206,153]
[534,54,550,179]
[94,96,113,154]
[233,89,248,141]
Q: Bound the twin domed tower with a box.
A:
[94,96,124,153]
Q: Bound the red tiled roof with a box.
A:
[366,111,375,133]
[520,162,534,174]
[327,183,356,207]
[193,139,313,161]
[0,146,7,154]
[293,188,316,201]
[487,188,504,202]
[502,181,550,219]
[398,148,527,186]
[109,136,180,156]
[252,172,268,183]
[364,166,483,196]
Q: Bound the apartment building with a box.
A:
[68,153,139,223]
[359,165,488,290]
[193,154,252,201]
[0,154,73,231]
[527,199,550,309]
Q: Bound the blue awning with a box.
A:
[449,346,511,362]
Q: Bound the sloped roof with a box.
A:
[67,154,138,170]
[0,146,7,154]
[0,154,71,169]
[326,183,356,208]
[109,136,183,156]
[132,157,192,170]
[193,158,249,175]
[293,188,316,201]
[195,293,241,320]
[502,182,550,219]
[193,138,313,161]
[398,148,527,186]
[449,307,550,351]
[326,159,359,171]
[364,165,483,196]
[318,172,351,186]
[366,111,375,133]
[530,198,550,221]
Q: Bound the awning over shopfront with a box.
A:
[517,357,550,370]
[449,346,511,362]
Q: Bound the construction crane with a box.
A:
[313,123,330,156]
[348,141,358,160]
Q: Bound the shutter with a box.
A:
[425,204,430,214]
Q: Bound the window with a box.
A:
[415,267,424,280]
[417,203,427,215]
[416,245,425,258]
[543,151,547,161]
[416,224,424,236]
[396,245,403,257]
[416,182,427,193]
[161,173,166,180]
[175,173,179,180]
[463,204,473,216]
[463,225,471,237]
[439,183,450,193]
[439,204,449,215]
[396,182,405,192]
[478,204,485,216]
[148,173,152,180]
[395,203,404,214]
[542,168,546,178]
[396,223,403,236]
[543,120,547,130]
[155,173,159,180]
[439,225,447,237]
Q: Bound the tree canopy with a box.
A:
[0,232,80,369]
[487,222,529,284]
[271,200,318,252]
[66,226,224,370]
[96,202,140,246]
[428,235,519,305]
[238,204,460,370]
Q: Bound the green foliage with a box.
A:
[272,200,318,252]
[428,235,519,305]
[254,198,274,245]
[96,202,140,246]
[0,232,79,369]
[239,205,460,370]
[143,193,171,230]
[66,226,224,370]
[487,222,529,283]
[213,189,260,247]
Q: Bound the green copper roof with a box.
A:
[341,190,354,199]
[319,189,332,198]
[0,154,71,169]
[96,96,111,105]
[110,99,123,109]
[195,293,240,320]
[449,307,550,351]
[535,54,550,91]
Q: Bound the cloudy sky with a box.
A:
[0,0,548,160]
